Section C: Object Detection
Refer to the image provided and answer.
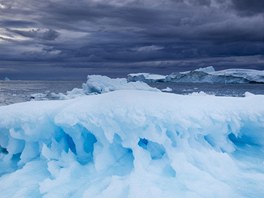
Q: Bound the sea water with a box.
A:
[0,80,82,106]
[149,82,264,96]
[1,80,264,106]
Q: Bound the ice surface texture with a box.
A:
[1,90,264,197]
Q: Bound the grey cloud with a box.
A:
[0,20,36,28]
[0,36,13,41]
[184,0,211,6]
[0,0,263,80]
[8,28,59,40]
[134,45,164,52]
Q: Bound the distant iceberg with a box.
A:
[128,66,264,84]
[1,90,264,197]
[127,73,166,83]
[212,68,264,83]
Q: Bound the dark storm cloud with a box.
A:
[8,28,60,40]
[231,0,264,16]
[0,20,36,28]
[0,0,263,80]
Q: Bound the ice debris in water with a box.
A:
[1,90,264,197]
[161,87,173,92]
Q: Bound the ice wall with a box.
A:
[1,90,264,197]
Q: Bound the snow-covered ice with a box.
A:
[1,89,264,197]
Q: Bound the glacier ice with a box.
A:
[1,90,264,197]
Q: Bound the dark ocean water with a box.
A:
[150,82,264,96]
[1,80,264,106]
[0,80,82,106]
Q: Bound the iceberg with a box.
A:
[127,73,166,83]
[52,75,159,100]
[166,66,264,84]
[212,68,264,83]
[81,75,159,94]
[128,66,264,84]
[1,90,264,197]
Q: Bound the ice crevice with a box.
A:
[0,90,264,197]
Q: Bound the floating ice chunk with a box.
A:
[244,92,255,97]
[162,87,172,92]
[30,93,49,100]
[188,91,209,96]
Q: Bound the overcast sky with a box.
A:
[0,0,264,80]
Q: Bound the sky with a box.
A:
[0,0,264,80]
